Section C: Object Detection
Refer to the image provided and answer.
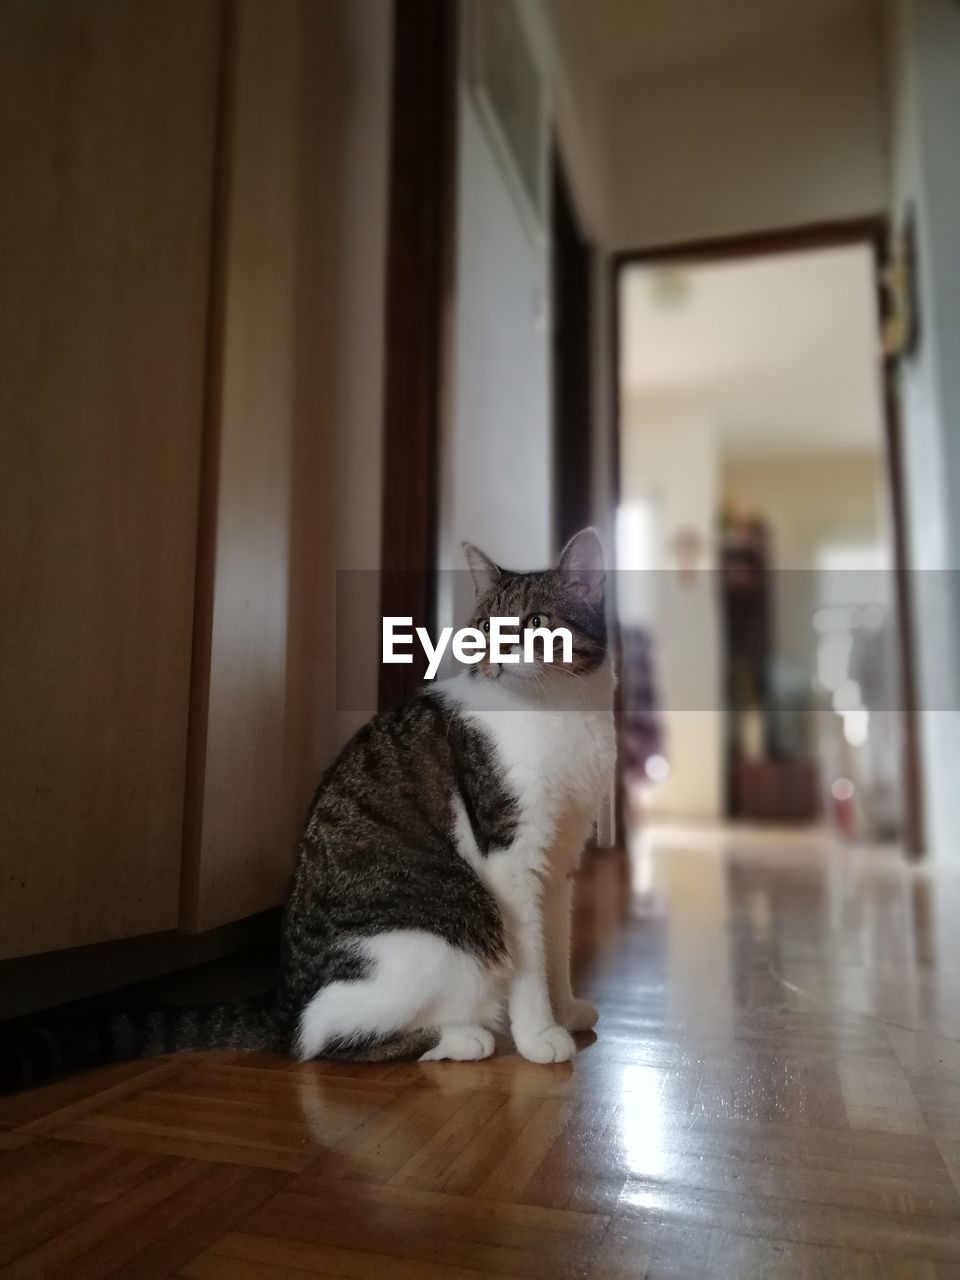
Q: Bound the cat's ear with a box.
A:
[558,527,605,605]
[462,542,501,596]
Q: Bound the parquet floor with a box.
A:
[4,825,960,1277]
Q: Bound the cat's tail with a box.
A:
[319,1027,441,1063]
[0,992,287,1094]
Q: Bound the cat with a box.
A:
[1,529,615,1087]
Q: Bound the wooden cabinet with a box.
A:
[180,0,339,933]
[0,0,338,962]
[0,0,222,959]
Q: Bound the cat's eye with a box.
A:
[481,619,490,633]
[528,614,544,629]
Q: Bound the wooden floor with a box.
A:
[4,825,960,1277]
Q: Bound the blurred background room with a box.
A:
[616,242,907,849]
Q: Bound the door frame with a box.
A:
[551,145,594,551]
[609,217,925,858]
[378,0,457,709]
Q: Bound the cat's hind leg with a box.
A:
[416,939,503,1061]
[297,930,500,1062]
[419,1025,494,1061]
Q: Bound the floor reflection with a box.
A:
[611,822,951,1040]
[567,824,960,1271]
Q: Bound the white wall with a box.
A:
[620,402,723,818]
[331,1,587,718]
[724,452,889,697]
[723,454,887,573]
[606,18,888,250]
[438,8,553,628]
[527,0,609,242]
[886,0,960,863]
[527,2,616,589]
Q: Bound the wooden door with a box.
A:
[0,0,223,958]
[179,0,340,932]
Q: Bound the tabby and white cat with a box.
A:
[1,530,614,1087]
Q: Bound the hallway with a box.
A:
[3,830,960,1276]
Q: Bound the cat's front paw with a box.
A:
[562,998,599,1032]
[513,1023,576,1064]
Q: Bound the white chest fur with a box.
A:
[438,665,616,873]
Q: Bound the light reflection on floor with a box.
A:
[568,819,960,1267]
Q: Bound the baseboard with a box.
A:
[0,909,282,1021]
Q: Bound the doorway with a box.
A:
[552,151,593,551]
[613,222,923,857]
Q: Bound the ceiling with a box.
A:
[619,243,885,458]
[574,0,879,80]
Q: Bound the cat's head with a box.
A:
[462,528,607,684]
